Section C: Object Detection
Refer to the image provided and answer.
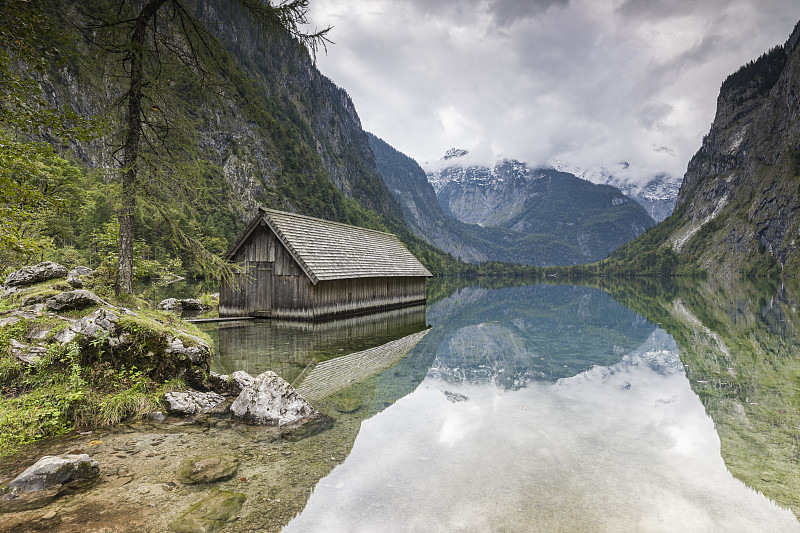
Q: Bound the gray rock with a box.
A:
[164,391,226,416]
[69,266,94,277]
[2,287,19,299]
[8,454,99,493]
[158,298,179,311]
[177,455,239,484]
[0,314,21,328]
[4,262,68,288]
[179,298,205,310]
[21,292,54,307]
[0,309,44,329]
[165,335,210,364]
[9,339,47,365]
[54,307,118,344]
[230,371,318,426]
[158,298,210,312]
[1,454,99,512]
[46,289,106,312]
[208,370,255,396]
[66,266,94,289]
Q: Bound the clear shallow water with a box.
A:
[203,281,800,532]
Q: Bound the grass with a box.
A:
[0,279,210,459]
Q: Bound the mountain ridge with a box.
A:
[606,20,800,277]
[370,136,656,266]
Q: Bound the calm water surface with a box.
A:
[206,280,800,532]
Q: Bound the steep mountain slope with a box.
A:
[423,151,655,265]
[609,20,800,277]
[20,0,470,275]
[555,163,681,222]
[367,133,492,262]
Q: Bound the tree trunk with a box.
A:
[116,0,169,295]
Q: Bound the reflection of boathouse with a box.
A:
[220,209,432,319]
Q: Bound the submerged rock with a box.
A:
[177,455,239,484]
[4,262,68,288]
[168,488,245,533]
[230,371,318,426]
[0,454,99,512]
[164,391,226,416]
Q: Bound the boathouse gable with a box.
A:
[219,209,432,319]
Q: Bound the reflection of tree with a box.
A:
[601,276,800,519]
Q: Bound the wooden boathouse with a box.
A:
[219,208,432,319]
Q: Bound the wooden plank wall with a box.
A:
[220,224,307,317]
[220,222,428,319]
[272,276,426,319]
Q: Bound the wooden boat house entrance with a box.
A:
[219,209,433,319]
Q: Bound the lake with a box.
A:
[206,278,800,532]
[3,277,799,532]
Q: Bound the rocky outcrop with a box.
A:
[230,371,318,426]
[664,21,800,276]
[4,262,68,287]
[0,454,99,512]
[1,272,213,387]
[46,289,106,311]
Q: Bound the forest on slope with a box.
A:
[598,20,800,278]
[0,0,461,285]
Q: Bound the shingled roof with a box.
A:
[225,209,433,284]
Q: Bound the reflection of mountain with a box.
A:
[423,283,656,388]
[556,328,681,388]
[601,276,800,519]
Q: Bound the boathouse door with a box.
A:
[251,261,272,317]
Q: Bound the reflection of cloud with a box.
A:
[437,399,481,446]
[285,334,800,532]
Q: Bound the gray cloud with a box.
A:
[308,0,800,185]
[487,0,571,27]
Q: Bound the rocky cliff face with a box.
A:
[41,0,404,229]
[666,21,800,276]
[422,151,655,265]
[367,134,490,262]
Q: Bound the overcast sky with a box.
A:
[306,0,798,184]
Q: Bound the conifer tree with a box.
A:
[82,0,330,295]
